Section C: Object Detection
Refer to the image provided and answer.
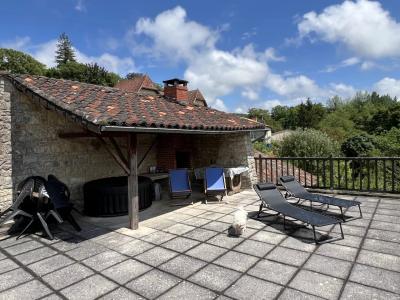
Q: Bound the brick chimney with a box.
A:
[163,78,188,102]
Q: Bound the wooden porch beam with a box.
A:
[127,133,139,230]
[109,136,128,166]
[96,135,130,175]
[138,134,158,169]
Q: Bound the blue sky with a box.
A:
[1,0,400,112]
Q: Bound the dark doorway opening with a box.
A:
[176,151,192,168]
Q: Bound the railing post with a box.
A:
[258,154,263,182]
[329,155,334,190]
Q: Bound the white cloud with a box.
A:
[75,51,136,75]
[324,57,361,72]
[130,6,362,111]
[212,98,228,111]
[265,74,323,100]
[241,88,259,100]
[75,0,86,12]
[261,99,282,110]
[297,0,400,59]
[3,37,136,75]
[263,47,285,62]
[329,83,357,99]
[132,6,216,60]
[1,36,31,50]
[374,77,400,99]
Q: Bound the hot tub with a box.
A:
[83,176,154,217]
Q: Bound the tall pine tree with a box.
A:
[55,33,76,66]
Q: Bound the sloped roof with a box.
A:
[114,74,159,93]
[188,89,207,107]
[7,74,265,133]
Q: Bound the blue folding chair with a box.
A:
[204,167,227,203]
[169,169,192,202]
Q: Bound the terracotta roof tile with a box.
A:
[8,74,265,132]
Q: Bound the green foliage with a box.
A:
[46,62,121,87]
[248,108,282,132]
[271,105,298,129]
[55,33,76,66]
[297,98,326,129]
[341,134,376,157]
[0,48,46,75]
[279,128,339,157]
[365,104,400,134]
[374,128,400,156]
[125,72,145,79]
[82,63,120,86]
[253,140,281,156]
[46,61,86,81]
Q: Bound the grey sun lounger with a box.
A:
[254,183,344,244]
[280,176,362,221]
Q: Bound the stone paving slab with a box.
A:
[224,274,282,300]
[42,263,94,290]
[0,192,399,300]
[126,269,181,299]
[102,259,152,284]
[0,279,52,300]
[60,274,117,300]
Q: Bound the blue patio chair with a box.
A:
[169,169,192,201]
[204,167,227,203]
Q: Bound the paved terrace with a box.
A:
[0,190,399,300]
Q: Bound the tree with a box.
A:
[46,61,86,82]
[125,72,145,80]
[374,128,400,156]
[0,48,46,75]
[247,108,282,132]
[365,104,400,134]
[55,33,76,66]
[83,63,121,87]
[279,128,339,157]
[46,62,121,87]
[341,134,375,157]
[297,98,326,129]
[271,105,298,130]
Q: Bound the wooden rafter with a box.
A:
[96,135,130,175]
[109,136,128,166]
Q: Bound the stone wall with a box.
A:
[0,77,157,210]
[156,133,256,188]
[0,78,13,212]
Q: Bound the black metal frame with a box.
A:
[284,191,363,222]
[256,201,344,244]
[255,155,400,194]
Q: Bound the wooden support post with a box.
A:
[127,133,139,230]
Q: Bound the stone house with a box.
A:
[0,73,266,227]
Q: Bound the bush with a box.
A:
[0,48,46,75]
[374,128,400,156]
[279,129,339,157]
[341,134,376,157]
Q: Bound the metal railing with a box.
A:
[254,155,400,193]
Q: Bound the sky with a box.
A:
[1,0,400,112]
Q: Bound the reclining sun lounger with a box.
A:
[279,176,362,221]
[204,167,227,203]
[254,183,344,244]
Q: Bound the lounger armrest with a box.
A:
[280,176,295,183]
[256,183,276,191]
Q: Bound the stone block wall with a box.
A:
[0,77,157,210]
[0,78,13,212]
